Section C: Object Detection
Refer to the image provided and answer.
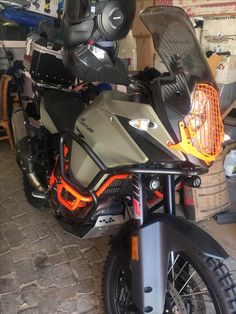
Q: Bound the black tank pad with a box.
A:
[44,90,85,132]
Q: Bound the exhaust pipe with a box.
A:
[11,107,28,144]
[27,173,46,193]
[12,106,46,193]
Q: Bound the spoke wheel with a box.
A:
[103,250,236,314]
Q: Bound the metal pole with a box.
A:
[163,174,176,215]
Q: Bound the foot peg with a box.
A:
[32,191,48,199]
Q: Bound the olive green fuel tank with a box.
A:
[70,91,185,187]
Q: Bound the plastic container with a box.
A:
[224,149,236,177]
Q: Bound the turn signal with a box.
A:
[129,119,150,131]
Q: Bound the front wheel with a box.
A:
[102,249,236,314]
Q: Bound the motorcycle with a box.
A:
[11,3,236,314]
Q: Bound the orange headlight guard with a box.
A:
[169,83,224,165]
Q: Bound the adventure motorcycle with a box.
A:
[11,1,236,313]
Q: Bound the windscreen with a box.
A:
[140,6,215,115]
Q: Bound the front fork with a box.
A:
[131,174,176,314]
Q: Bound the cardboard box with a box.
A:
[136,37,155,70]
[132,0,154,38]
[155,0,173,4]
[118,49,137,72]
[118,31,137,71]
[172,0,236,16]
[181,3,236,16]
[173,0,236,6]
[136,0,236,17]
[207,53,223,79]
[203,16,236,37]
[201,16,236,54]
[216,55,236,85]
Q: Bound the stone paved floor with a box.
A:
[0,141,236,314]
[0,142,108,314]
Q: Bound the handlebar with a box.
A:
[35,82,85,97]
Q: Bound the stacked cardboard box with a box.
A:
[132,0,156,70]
[133,0,159,38]
[118,31,137,71]
[169,0,236,16]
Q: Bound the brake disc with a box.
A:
[164,282,188,314]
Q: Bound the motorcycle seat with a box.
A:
[43,90,85,132]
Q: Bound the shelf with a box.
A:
[1,41,26,48]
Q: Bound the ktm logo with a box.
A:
[80,118,95,134]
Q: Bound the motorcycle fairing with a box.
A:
[141,6,223,166]
[52,129,189,215]
[70,91,185,187]
[129,213,228,313]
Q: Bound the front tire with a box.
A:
[103,249,236,314]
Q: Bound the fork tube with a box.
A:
[163,174,176,215]
[163,174,176,286]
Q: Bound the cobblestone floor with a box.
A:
[0,142,108,314]
[0,141,236,314]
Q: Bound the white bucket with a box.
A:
[224,149,236,177]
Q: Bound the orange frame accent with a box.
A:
[147,190,163,206]
[154,191,163,199]
[49,143,131,211]
[51,140,163,212]
[52,174,130,211]
[51,170,163,211]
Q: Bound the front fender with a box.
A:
[131,213,228,314]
